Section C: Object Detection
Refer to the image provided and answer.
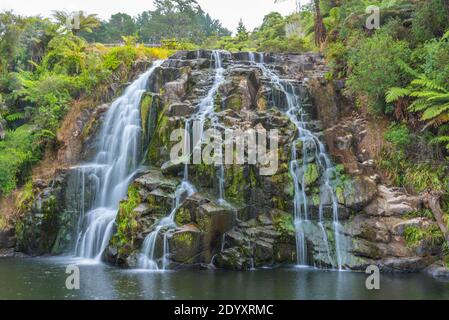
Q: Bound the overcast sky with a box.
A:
[2,0,306,32]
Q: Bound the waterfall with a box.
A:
[137,180,195,270]
[138,50,226,270]
[250,53,343,270]
[73,61,164,261]
[191,50,227,204]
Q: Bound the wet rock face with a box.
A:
[15,50,443,273]
[102,50,445,271]
[15,170,79,255]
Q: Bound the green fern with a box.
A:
[386,72,449,149]
[5,112,25,122]
[386,87,411,103]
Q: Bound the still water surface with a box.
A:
[0,257,448,299]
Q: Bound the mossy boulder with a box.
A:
[168,224,202,264]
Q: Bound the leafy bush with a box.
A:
[346,32,412,114]
[411,0,449,44]
[404,225,445,247]
[0,125,41,195]
[103,46,137,71]
[384,124,412,149]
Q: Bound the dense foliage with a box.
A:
[307,0,449,196]
[1,0,449,227]
[80,0,231,44]
[0,12,170,196]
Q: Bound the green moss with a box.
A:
[140,94,153,140]
[110,185,142,256]
[197,213,212,232]
[175,207,191,226]
[227,94,243,112]
[225,165,245,204]
[147,103,170,164]
[173,232,193,248]
[295,139,303,152]
[304,163,319,187]
[272,211,295,241]
[214,90,223,112]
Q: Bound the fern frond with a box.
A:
[411,76,447,92]
[421,103,449,121]
[427,93,449,103]
[396,59,420,78]
[386,87,411,103]
[5,112,25,122]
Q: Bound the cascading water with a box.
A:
[73,61,163,261]
[138,50,227,270]
[191,50,227,203]
[250,53,343,270]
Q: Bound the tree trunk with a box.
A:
[422,191,449,245]
[314,0,327,47]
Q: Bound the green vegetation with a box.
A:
[303,0,449,194]
[0,11,170,196]
[404,225,446,248]
[110,186,141,255]
[209,12,314,53]
[80,0,230,45]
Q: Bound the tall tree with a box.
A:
[313,0,327,46]
[236,19,249,41]
[108,13,137,42]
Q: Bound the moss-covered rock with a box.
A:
[304,163,320,187]
[168,225,202,264]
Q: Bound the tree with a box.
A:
[52,11,100,36]
[236,19,249,41]
[107,13,137,42]
[313,0,326,46]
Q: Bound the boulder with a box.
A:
[216,247,251,271]
[380,256,436,272]
[168,102,195,117]
[337,176,378,212]
[168,224,202,264]
[365,185,422,217]
[426,263,449,278]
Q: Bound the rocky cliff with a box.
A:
[7,50,446,273]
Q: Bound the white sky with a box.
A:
[1,0,306,32]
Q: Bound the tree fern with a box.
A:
[386,87,411,103]
[386,72,449,150]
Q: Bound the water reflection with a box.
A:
[0,258,448,300]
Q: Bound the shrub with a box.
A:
[384,123,412,149]
[0,125,41,195]
[346,32,411,114]
[411,0,449,44]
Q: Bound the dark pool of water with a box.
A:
[0,257,448,300]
